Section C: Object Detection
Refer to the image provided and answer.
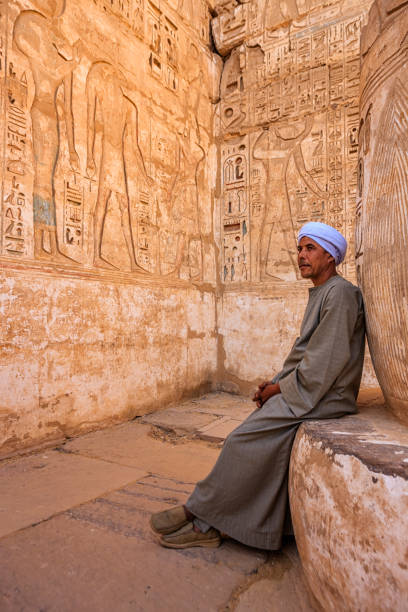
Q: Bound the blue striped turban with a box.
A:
[298,222,347,266]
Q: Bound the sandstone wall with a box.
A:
[0,0,221,455]
[359,0,408,426]
[0,0,383,455]
[213,0,377,389]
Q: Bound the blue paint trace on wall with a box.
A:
[33,195,56,226]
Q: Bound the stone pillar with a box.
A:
[290,415,408,610]
[359,0,408,426]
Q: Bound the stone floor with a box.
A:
[0,392,317,612]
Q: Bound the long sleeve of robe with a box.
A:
[187,275,366,550]
[279,275,365,416]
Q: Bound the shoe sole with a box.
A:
[149,516,189,536]
[159,537,221,549]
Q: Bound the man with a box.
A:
[150,222,366,550]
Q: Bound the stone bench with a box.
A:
[289,404,408,611]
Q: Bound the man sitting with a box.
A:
[150,222,366,550]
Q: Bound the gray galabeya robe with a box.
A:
[187,275,366,550]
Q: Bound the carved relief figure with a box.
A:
[164,44,205,280]
[13,0,80,262]
[253,117,327,281]
[86,61,151,271]
[166,115,204,279]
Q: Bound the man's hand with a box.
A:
[252,381,281,409]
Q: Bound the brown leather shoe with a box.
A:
[150,505,189,535]
[159,522,221,549]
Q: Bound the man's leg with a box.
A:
[152,395,302,550]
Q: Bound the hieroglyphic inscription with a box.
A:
[136,189,158,273]
[93,0,145,37]
[147,1,179,91]
[218,4,371,284]
[2,66,29,257]
[222,139,249,283]
[63,181,84,248]
[250,18,362,126]
[212,1,249,55]
[174,0,211,45]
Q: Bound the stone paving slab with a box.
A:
[0,471,268,612]
[0,450,146,538]
[63,422,220,481]
[140,408,217,434]
[140,392,254,442]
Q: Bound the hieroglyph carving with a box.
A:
[93,0,145,37]
[175,0,211,44]
[2,64,30,257]
[147,1,179,92]
[252,118,328,282]
[222,139,250,283]
[0,0,215,282]
[217,0,372,284]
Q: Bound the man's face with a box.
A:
[297,236,334,282]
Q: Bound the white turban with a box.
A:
[298,222,347,265]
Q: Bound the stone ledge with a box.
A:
[289,407,408,612]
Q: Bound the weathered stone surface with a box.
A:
[0,449,147,538]
[0,0,220,455]
[63,419,220,480]
[213,0,378,391]
[290,407,408,611]
[0,510,265,612]
[197,416,243,441]
[0,0,379,458]
[0,396,276,612]
[234,542,317,612]
[358,0,408,425]
[140,391,254,440]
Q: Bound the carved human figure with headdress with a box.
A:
[14,0,80,262]
[253,117,328,281]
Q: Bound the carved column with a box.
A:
[359,0,408,426]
